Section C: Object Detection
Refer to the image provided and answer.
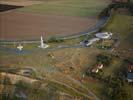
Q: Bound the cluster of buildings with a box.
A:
[91,64,104,73]
[81,32,113,47]
[127,64,133,82]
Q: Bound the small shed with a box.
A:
[127,73,133,82]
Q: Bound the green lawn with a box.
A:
[124,84,133,100]
[103,13,133,49]
[18,0,110,17]
[103,58,123,77]
[84,80,104,98]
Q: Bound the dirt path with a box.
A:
[0,71,100,100]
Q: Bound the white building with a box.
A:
[95,32,113,39]
[17,44,23,51]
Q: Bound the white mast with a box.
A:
[38,35,49,49]
[40,36,44,47]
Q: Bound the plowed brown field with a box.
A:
[0,11,97,40]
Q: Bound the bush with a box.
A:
[99,2,133,18]
[104,74,128,100]
[104,60,130,100]
[96,54,112,66]
[99,7,110,18]
[48,37,64,43]
[128,3,133,15]
[15,80,31,89]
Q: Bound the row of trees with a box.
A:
[96,54,112,66]
[104,74,128,100]
[104,62,130,100]
[99,2,133,18]
[47,37,64,43]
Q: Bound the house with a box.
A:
[128,64,133,72]
[127,73,133,82]
[80,38,100,47]
[127,64,133,82]
[80,40,89,46]
[92,68,99,73]
[95,32,113,39]
[97,64,104,69]
[86,38,100,47]
[91,64,104,73]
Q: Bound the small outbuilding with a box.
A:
[91,64,104,73]
[127,73,133,82]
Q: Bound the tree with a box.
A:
[96,54,112,66]
[48,37,64,43]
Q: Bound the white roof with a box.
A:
[17,45,23,51]
[95,32,112,39]
[90,38,100,42]
[86,38,100,46]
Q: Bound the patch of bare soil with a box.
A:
[0,11,97,40]
[0,0,43,6]
[52,48,101,74]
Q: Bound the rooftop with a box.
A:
[95,32,113,39]
[127,73,133,79]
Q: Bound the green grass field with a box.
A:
[103,13,133,49]
[103,58,123,77]
[18,0,110,17]
[102,13,133,99]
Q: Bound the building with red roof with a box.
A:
[128,64,133,72]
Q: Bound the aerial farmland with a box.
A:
[0,0,133,100]
[0,0,109,40]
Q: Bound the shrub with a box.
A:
[96,54,112,66]
[48,37,64,43]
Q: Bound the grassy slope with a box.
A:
[103,58,123,77]
[18,0,109,17]
[103,13,133,49]
[98,12,133,99]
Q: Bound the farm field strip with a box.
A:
[0,0,43,6]
[0,0,110,40]
[0,11,97,40]
[18,0,110,17]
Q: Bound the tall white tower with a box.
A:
[38,36,49,49]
